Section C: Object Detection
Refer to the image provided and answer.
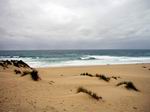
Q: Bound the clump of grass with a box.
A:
[21,70,31,76]
[77,87,102,101]
[30,69,41,81]
[142,66,147,68]
[81,73,120,82]
[111,76,117,80]
[98,74,110,82]
[80,73,85,76]
[111,76,120,80]
[116,81,139,91]
[14,69,21,74]
[96,74,120,81]
[95,74,100,77]
[21,69,41,81]
[80,72,93,77]
[96,74,109,82]
[11,60,30,68]
[77,87,87,93]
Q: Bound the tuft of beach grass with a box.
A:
[116,81,139,91]
[77,87,102,101]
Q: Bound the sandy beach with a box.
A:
[0,63,150,112]
[0,0,150,111]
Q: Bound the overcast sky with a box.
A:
[0,0,150,50]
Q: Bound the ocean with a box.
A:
[0,50,150,68]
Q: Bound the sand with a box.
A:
[0,64,150,112]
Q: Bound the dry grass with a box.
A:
[80,72,93,77]
[14,69,21,74]
[77,87,102,101]
[21,70,31,76]
[116,81,139,91]
[98,74,110,82]
[30,69,41,81]
[142,66,147,68]
[21,69,41,81]
[81,73,120,82]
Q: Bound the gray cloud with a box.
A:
[0,0,150,50]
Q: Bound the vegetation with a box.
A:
[0,60,31,68]
[12,60,30,68]
[81,73,120,82]
[116,81,139,91]
[30,69,40,81]
[21,69,41,81]
[111,76,120,80]
[98,74,110,82]
[80,72,93,77]
[14,69,21,74]
[142,66,147,68]
[22,70,31,76]
[77,87,102,101]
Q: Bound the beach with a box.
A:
[0,63,150,112]
[0,0,150,111]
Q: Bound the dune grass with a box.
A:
[81,73,120,82]
[77,87,102,101]
[14,69,21,74]
[80,72,93,77]
[97,74,110,82]
[22,70,31,76]
[116,81,139,91]
[21,69,41,81]
[30,69,40,81]
[142,66,147,68]
[111,76,120,80]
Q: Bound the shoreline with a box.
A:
[35,63,150,69]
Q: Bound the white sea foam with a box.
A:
[1,55,150,68]
[31,56,150,67]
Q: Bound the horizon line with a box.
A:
[0,49,150,51]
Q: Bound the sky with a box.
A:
[0,0,150,50]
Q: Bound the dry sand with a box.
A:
[0,64,150,112]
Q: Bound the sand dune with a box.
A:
[0,63,150,112]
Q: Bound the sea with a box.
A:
[0,50,150,68]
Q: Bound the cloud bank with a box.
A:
[0,0,150,50]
